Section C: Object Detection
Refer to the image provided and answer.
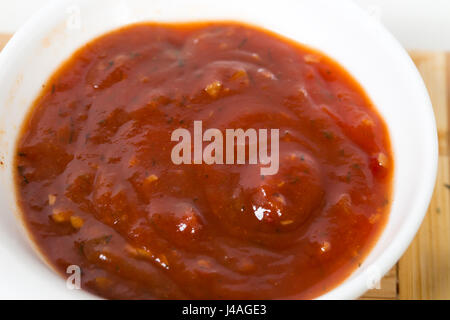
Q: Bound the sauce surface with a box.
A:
[15,22,393,299]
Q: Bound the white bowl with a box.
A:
[0,0,437,299]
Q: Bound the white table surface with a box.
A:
[0,0,449,50]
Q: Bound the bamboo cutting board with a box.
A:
[0,34,10,51]
[0,33,449,300]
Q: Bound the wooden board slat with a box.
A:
[1,33,449,300]
[360,267,398,300]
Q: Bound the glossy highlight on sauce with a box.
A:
[15,22,393,299]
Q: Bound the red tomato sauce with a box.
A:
[15,22,393,299]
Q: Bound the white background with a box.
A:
[0,0,449,49]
